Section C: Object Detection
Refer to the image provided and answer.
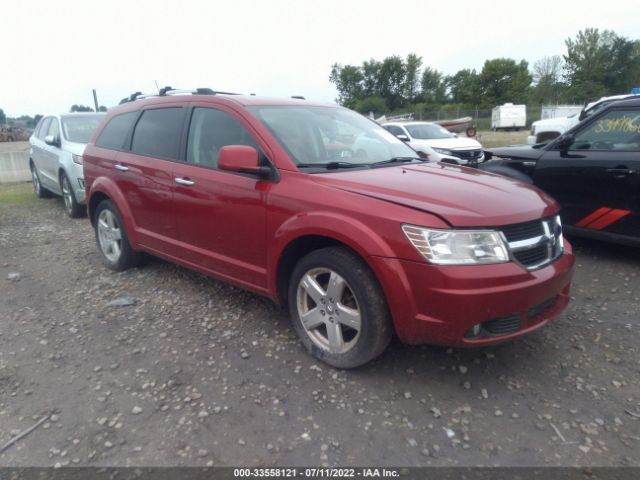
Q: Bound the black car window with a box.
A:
[37,117,51,140]
[47,117,60,139]
[131,108,185,160]
[385,125,405,137]
[186,108,258,169]
[571,109,640,152]
[96,112,138,150]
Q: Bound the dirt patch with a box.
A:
[0,182,639,467]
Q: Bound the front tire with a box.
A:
[94,199,140,271]
[60,172,84,218]
[288,246,393,369]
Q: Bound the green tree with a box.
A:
[446,69,480,104]
[420,67,447,104]
[361,59,382,97]
[329,63,364,108]
[354,95,387,116]
[0,108,6,125]
[404,53,423,102]
[563,28,640,102]
[378,55,407,110]
[70,104,95,112]
[530,55,566,104]
[478,58,532,107]
[98,106,108,112]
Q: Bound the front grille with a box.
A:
[501,219,544,242]
[453,149,482,160]
[499,215,563,270]
[513,244,547,265]
[483,315,520,335]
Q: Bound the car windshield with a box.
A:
[61,115,105,143]
[248,105,418,169]
[405,123,454,140]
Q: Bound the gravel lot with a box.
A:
[0,182,639,467]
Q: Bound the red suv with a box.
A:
[83,88,574,368]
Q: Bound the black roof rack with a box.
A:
[119,87,241,104]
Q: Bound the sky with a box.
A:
[2,0,638,117]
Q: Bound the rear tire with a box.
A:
[30,162,51,198]
[60,172,84,218]
[94,199,140,271]
[288,246,393,369]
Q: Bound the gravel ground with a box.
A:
[0,182,639,467]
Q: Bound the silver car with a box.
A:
[29,113,105,217]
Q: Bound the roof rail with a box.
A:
[119,87,241,104]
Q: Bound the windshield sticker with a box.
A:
[375,129,403,144]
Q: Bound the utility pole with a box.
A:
[92,89,99,112]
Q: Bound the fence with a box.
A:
[385,106,544,131]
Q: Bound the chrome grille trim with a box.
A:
[500,215,563,270]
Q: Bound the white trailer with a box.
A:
[540,105,582,120]
[491,103,526,131]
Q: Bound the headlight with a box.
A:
[402,225,509,265]
[433,148,454,156]
[72,154,83,165]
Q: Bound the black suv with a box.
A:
[481,98,640,247]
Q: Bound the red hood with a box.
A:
[312,163,558,227]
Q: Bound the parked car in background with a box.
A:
[382,121,485,165]
[83,88,573,368]
[527,92,639,144]
[29,113,105,217]
[482,97,640,247]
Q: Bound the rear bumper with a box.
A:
[369,240,574,346]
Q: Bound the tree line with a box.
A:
[329,28,640,115]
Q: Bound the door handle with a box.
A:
[114,164,129,172]
[174,177,195,186]
[606,167,635,178]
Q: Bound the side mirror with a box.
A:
[396,134,409,142]
[44,135,60,147]
[218,145,271,177]
[554,133,574,150]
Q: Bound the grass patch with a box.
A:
[0,182,37,205]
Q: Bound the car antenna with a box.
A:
[154,80,160,93]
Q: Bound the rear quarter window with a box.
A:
[95,112,138,150]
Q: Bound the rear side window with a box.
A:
[131,108,185,160]
[96,112,138,150]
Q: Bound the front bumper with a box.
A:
[369,240,574,346]
[67,161,86,204]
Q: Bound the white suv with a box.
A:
[383,121,485,165]
[29,113,105,217]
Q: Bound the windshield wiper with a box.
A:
[369,157,424,167]
[296,162,368,170]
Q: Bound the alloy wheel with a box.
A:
[97,209,123,263]
[296,268,361,354]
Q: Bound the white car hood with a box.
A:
[410,137,481,150]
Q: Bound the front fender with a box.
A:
[88,176,140,248]
[267,211,397,299]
